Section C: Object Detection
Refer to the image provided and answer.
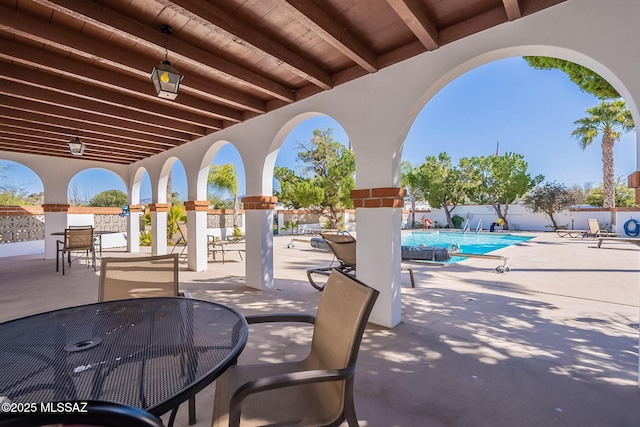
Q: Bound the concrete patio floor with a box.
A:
[1,232,639,426]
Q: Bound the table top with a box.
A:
[0,297,248,417]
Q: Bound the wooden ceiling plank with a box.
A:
[0,121,167,155]
[159,0,333,90]
[0,107,180,148]
[0,138,141,163]
[0,39,249,122]
[0,134,158,158]
[0,94,191,142]
[0,77,212,137]
[2,63,222,130]
[278,0,379,73]
[385,0,439,50]
[26,0,296,102]
[0,7,266,115]
[438,6,508,46]
[502,0,522,21]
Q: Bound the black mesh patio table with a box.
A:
[0,297,248,424]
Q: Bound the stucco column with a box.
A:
[184,200,209,271]
[351,188,406,328]
[241,196,276,290]
[148,203,169,256]
[127,205,142,253]
[43,204,70,260]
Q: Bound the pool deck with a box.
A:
[1,231,639,426]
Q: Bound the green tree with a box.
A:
[88,189,127,207]
[523,56,619,99]
[273,166,324,209]
[295,128,355,228]
[523,181,582,230]
[401,161,423,227]
[571,100,634,208]
[415,153,471,228]
[585,178,636,207]
[208,163,240,228]
[471,153,544,230]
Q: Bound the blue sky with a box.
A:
[2,57,637,201]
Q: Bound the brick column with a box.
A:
[240,195,277,290]
[350,187,406,208]
[184,200,210,271]
[350,187,405,328]
[43,204,70,213]
[148,203,170,255]
[628,171,640,204]
[127,205,143,254]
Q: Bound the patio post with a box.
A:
[241,196,276,290]
[148,203,169,256]
[184,200,209,271]
[351,188,405,328]
[43,204,70,260]
[126,204,142,253]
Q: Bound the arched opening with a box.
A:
[0,160,45,257]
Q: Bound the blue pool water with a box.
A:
[402,231,533,263]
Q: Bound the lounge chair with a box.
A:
[587,218,619,239]
[597,236,640,248]
[306,232,415,290]
[555,228,588,238]
[211,268,379,427]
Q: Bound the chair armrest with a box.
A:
[244,314,315,325]
[228,365,356,427]
[178,291,192,298]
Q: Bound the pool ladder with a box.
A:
[462,219,483,234]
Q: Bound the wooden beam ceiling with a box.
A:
[0,0,566,164]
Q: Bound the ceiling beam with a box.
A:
[158,0,333,90]
[0,70,214,136]
[0,119,171,155]
[26,0,296,103]
[0,108,179,148]
[0,7,268,114]
[502,0,522,21]
[277,0,378,73]
[0,95,191,142]
[385,0,439,51]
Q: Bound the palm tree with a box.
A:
[207,163,240,230]
[400,161,421,227]
[571,100,634,208]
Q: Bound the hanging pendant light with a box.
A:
[150,24,183,100]
[68,136,85,156]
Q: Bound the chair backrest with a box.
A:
[99,253,179,302]
[305,268,379,420]
[0,400,164,427]
[587,218,600,233]
[321,232,356,267]
[65,227,94,250]
[177,220,188,243]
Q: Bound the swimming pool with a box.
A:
[401,231,533,263]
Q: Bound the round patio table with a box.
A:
[0,297,248,425]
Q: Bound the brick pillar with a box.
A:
[148,203,170,256]
[350,187,406,328]
[241,195,277,290]
[127,205,143,254]
[184,200,209,271]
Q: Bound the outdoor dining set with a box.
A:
[0,232,379,427]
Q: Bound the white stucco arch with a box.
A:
[67,168,128,205]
